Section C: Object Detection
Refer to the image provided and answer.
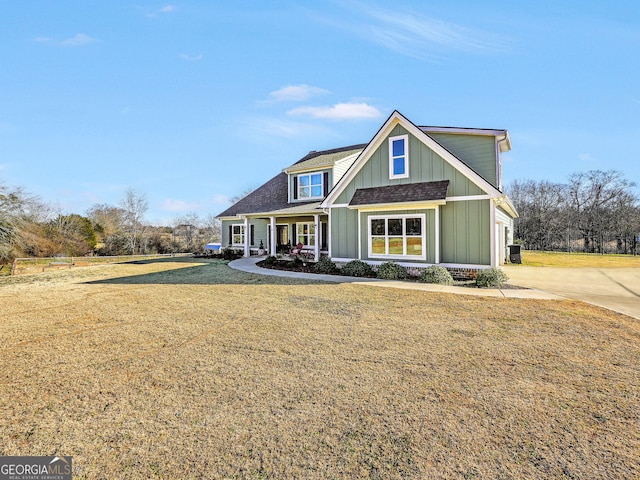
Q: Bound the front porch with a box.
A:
[223,211,328,262]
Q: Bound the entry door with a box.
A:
[276,225,289,249]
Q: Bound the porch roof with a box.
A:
[349,180,450,208]
[245,201,323,218]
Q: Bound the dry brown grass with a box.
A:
[521,250,640,268]
[1,258,639,479]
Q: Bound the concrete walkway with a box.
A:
[229,257,562,300]
[504,265,640,320]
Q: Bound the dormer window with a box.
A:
[293,171,328,200]
[389,135,409,179]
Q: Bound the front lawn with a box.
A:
[1,258,638,478]
[520,250,640,268]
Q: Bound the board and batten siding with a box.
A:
[334,125,486,205]
[330,207,359,259]
[427,132,498,188]
[359,209,436,263]
[220,219,268,248]
[440,199,491,265]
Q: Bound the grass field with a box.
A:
[520,250,640,268]
[1,258,639,479]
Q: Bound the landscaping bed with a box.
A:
[257,257,525,289]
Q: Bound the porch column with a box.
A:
[243,217,250,257]
[435,206,440,264]
[314,214,320,261]
[270,216,276,256]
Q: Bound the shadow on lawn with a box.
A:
[84,256,330,286]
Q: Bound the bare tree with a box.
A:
[172,213,201,252]
[203,213,221,243]
[568,170,637,253]
[0,181,50,262]
[119,189,149,255]
[507,179,567,250]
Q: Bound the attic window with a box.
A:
[296,172,324,199]
[389,135,409,179]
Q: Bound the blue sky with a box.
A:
[1,1,639,224]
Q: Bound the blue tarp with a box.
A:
[205,243,221,251]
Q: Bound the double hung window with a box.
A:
[369,214,425,259]
[298,172,323,199]
[389,135,409,179]
[297,223,316,247]
[231,224,245,246]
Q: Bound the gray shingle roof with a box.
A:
[349,180,450,206]
[217,172,316,217]
[217,145,367,218]
[286,145,366,173]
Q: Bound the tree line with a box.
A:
[0,182,221,264]
[507,169,640,254]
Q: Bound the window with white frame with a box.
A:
[297,172,323,199]
[231,224,245,246]
[389,134,409,179]
[369,214,425,259]
[297,223,316,247]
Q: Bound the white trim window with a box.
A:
[368,214,425,259]
[231,224,245,246]
[389,134,409,179]
[298,172,324,199]
[296,223,316,247]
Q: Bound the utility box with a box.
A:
[508,245,522,264]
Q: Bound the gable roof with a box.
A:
[217,145,366,218]
[320,110,509,209]
[349,180,449,208]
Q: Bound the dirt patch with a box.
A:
[1,258,638,478]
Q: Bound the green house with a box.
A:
[217,110,518,276]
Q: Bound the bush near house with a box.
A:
[475,267,509,288]
[340,260,375,278]
[376,262,409,280]
[314,256,338,274]
[419,265,454,285]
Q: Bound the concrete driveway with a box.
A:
[503,266,640,320]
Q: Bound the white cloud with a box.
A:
[162,198,202,212]
[147,5,177,17]
[287,102,382,120]
[34,34,96,47]
[61,33,96,46]
[578,153,594,162]
[180,53,203,61]
[327,3,509,60]
[268,84,330,102]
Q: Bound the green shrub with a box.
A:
[222,248,241,261]
[419,265,454,285]
[475,267,509,288]
[340,260,374,277]
[376,262,408,280]
[314,256,337,274]
[263,255,277,265]
[287,256,303,268]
